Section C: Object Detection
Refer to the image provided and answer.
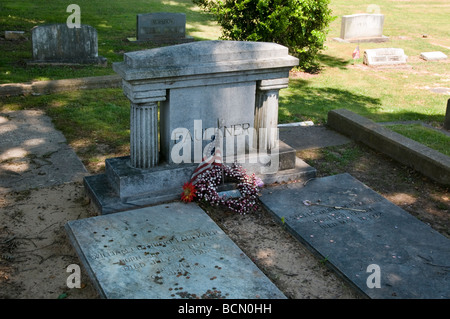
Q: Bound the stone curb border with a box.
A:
[0,74,121,97]
[327,108,450,186]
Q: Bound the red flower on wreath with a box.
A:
[181,182,197,202]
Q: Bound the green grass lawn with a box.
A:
[0,0,220,83]
[279,0,450,125]
[1,0,449,169]
[387,124,450,157]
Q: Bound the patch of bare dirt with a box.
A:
[203,204,362,299]
[0,182,99,299]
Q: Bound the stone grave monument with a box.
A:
[363,48,408,67]
[336,13,389,43]
[260,173,450,299]
[131,12,194,44]
[29,24,106,66]
[84,40,316,214]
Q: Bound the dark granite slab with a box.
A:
[260,173,450,299]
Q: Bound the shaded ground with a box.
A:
[0,112,448,299]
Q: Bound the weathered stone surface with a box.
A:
[339,14,388,43]
[115,40,298,81]
[136,12,193,43]
[160,82,256,164]
[260,173,450,299]
[85,41,308,213]
[420,51,448,61]
[30,24,106,65]
[65,202,286,299]
[363,48,408,66]
[327,109,450,186]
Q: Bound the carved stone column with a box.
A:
[130,102,159,169]
[254,78,289,151]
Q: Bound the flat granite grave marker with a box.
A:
[65,201,286,299]
[260,173,450,299]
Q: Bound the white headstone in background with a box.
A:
[338,13,388,43]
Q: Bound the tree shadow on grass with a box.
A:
[318,53,351,70]
[280,79,446,125]
[0,88,131,173]
[279,79,383,125]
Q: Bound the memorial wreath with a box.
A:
[181,163,263,215]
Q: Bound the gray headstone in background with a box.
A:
[260,173,450,299]
[29,24,106,66]
[338,14,388,43]
[420,51,448,61]
[65,202,286,299]
[135,12,194,43]
[363,48,408,66]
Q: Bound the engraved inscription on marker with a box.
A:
[287,197,384,229]
[136,12,189,42]
[65,202,286,299]
[94,230,220,276]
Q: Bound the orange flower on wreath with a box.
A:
[181,182,197,202]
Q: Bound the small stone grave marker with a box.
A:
[420,51,448,61]
[363,48,408,67]
[260,173,450,299]
[29,24,106,66]
[65,201,286,299]
[4,31,26,40]
[134,12,194,43]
